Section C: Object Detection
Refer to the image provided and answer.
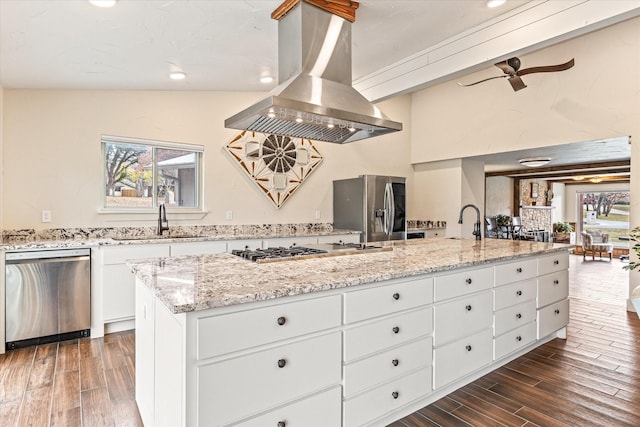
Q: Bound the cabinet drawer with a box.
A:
[237,386,342,427]
[434,267,493,301]
[537,270,569,308]
[433,291,493,347]
[197,332,341,426]
[263,237,318,248]
[101,244,170,265]
[344,337,432,397]
[196,295,341,359]
[538,252,569,276]
[344,307,432,362]
[344,277,433,324]
[433,328,493,389]
[226,239,262,252]
[494,322,536,360]
[494,258,537,286]
[343,368,431,427]
[169,241,226,256]
[317,234,360,244]
[494,300,536,336]
[494,279,537,311]
[538,299,569,338]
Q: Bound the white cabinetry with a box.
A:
[170,241,226,256]
[101,244,170,326]
[342,277,433,426]
[537,253,570,339]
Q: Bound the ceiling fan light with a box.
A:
[170,71,186,80]
[519,157,551,168]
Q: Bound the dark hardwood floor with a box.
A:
[0,254,637,426]
[391,254,640,427]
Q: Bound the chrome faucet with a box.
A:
[458,204,482,240]
[157,204,169,235]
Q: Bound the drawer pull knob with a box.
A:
[516,290,523,296]
[553,280,559,285]
[277,316,287,326]
[392,359,399,367]
[466,345,472,352]
[278,422,286,427]
[392,391,399,399]
[277,359,287,368]
[465,305,472,311]
[465,278,472,284]
[516,335,522,342]
[554,260,559,265]
[555,309,560,315]
[392,293,400,300]
[516,313,522,319]
[516,267,523,273]
[392,326,400,334]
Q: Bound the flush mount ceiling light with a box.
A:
[259,76,274,84]
[589,176,603,183]
[486,0,506,8]
[89,0,118,7]
[169,71,187,80]
[519,157,551,168]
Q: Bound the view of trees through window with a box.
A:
[580,191,629,247]
[104,138,201,209]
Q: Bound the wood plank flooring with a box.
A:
[0,254,636,426]
[391,254,640,427]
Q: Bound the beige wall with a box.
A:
[0,86,3,230]
[485,176,513,218]
[1,90,412,229]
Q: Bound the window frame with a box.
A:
[101,135,204,213]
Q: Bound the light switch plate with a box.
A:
[41,210,51,223]
[226,211,233,220]
[315,210,321,220]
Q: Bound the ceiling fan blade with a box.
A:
[508,76,527,91]
[457,75,507,87]
[495,60,516,75]
[517,58,575,76]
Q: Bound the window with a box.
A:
[578,191,629,247]
[103,135,203,210]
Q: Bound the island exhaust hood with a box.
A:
[224,0,402,144]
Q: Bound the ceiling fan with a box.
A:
[458,57,575,91]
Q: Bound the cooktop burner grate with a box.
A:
[231,246,328,262]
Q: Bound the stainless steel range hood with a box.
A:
[224,0,402,144]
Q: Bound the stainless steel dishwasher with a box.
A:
[5,248,91,350]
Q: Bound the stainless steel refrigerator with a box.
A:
[333,175,406,243]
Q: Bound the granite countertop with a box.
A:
[128,238,571,315]
[0,228,360,252]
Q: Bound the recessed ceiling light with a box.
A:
[170,71,187,80]
[260,76,274,84]
[519,157,551,168]
[486,0,506,8]
[89,0,118,8]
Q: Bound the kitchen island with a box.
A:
[130,238,571,427]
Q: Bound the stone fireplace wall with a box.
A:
[520,206,553,231]
[520,179,551,207]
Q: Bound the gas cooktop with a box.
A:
[231,242,392,263]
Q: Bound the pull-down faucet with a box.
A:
[157,204,169,235]
[458,204,482,240]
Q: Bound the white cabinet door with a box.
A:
[237,387,342,427]
[197,332,341,426]
[494,322,536,360]
[538,299,569,338]
[170,241,226,256]
[134,281,155,427]
[537,270,569,308]
[101,244,170,323]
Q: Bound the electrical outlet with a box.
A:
[226,210,233,220]
[315,210,321,220]
[41,210,51,223]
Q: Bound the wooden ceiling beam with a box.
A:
[272,0,359,22]
[485,160,630,178]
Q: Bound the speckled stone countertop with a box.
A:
[0,224,359,251]
[128,238,571,315]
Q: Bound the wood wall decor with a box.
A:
[225,131,323,208]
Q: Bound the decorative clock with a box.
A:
[225,131,323,208]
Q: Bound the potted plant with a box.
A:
[495,214,511,228]
[553,222,573,243]
[623,227,640,271]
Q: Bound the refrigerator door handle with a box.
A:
[388,183,396,236]
[383,183,393,236]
